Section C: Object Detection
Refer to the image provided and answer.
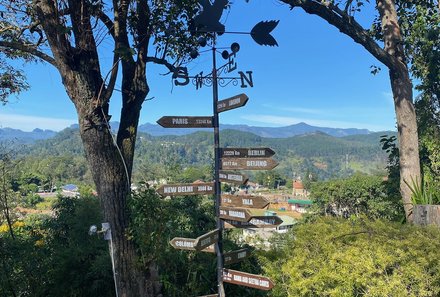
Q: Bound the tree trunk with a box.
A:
[79,124,161,297]
[377,0,421,221]
[389,69,421,221]
[61,64,160,296]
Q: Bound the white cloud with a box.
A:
[240,114,394,131]
[0,113,76,131]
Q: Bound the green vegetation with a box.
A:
[308,174,403,221]
[0,194,114,297]
[15,128,391,186]
[260,217,440,297]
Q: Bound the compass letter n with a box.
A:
[238,71,254,88]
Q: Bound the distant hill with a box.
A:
[21,126,394,180]
[1,122,392,146]
[0,128,57,144]
[138,122,373,138]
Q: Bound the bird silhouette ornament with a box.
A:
[193,0,229,35]
[191,0,279,47]
[250,20,279,46]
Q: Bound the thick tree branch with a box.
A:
[67,0,98,54]
[0,40,56,66]
[97,10,115,39]
[146,56,176,73]
[102,53,119,102]
[32,0,73,65]
[280,0,405,73]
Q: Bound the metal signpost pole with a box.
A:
[212,34,225,297]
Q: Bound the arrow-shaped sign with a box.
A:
[223,216,283,229]
[220,206,252,222]
[222,269,275,290]
[156,116,213,128]
[224,248,250,265]
[156,182,214,197]
[169,237,197,251]
[194,229,219,251]
[219,171,248,185]
[217,93,249,113]
[221,158,279,170]
[220,147,275,158]
[221,194,269,209]
[169,237,216,253]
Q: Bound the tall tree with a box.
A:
[279,0,428,220]
[0,1,199,296]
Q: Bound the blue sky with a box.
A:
[0,0,398,132]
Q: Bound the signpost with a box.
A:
[220,158,279,170]
[157,10,279,294]
[223,216,283,229]
[156,182,214,197]
[221,194,269,209]
[156,116,213,128]
[222,269,274,291]
[220,147,275,158]
[223,248,250,265]
[219,171,248,185]
[217,93,249,113]
[219,206,252,222]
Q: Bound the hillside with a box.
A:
[21,127,391,181]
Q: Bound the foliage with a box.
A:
[404,176,439,205]
[0,194,114,297]
[128,189,266,296]
[308,174,403,221]
[260,217,440,297]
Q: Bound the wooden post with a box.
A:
[413,205,440,227]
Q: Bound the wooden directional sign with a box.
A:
[221,158,279,170]
[223,216,283,229]
[220,206,252,222]
[169,237,215,253]
[221,194,269,209]
[220,147,275,158]
[222,269,274,291]
[217,93,249,113]
[224,248,250,265]
[194,229,219,251]
[156,116,213,128]
[219,171,248,185]
[169,237,196,251]
[156,182,214,197]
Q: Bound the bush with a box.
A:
[309,174,404,221]
[260,217,440,297]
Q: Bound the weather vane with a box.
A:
[172,0,279,90]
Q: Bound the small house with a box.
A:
[288,198,312,213]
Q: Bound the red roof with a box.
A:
[293,180,304,189]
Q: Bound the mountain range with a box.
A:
[0,122,378,143]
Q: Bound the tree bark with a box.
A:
[377,0,421,221]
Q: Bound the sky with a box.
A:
[0,0,398,132]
